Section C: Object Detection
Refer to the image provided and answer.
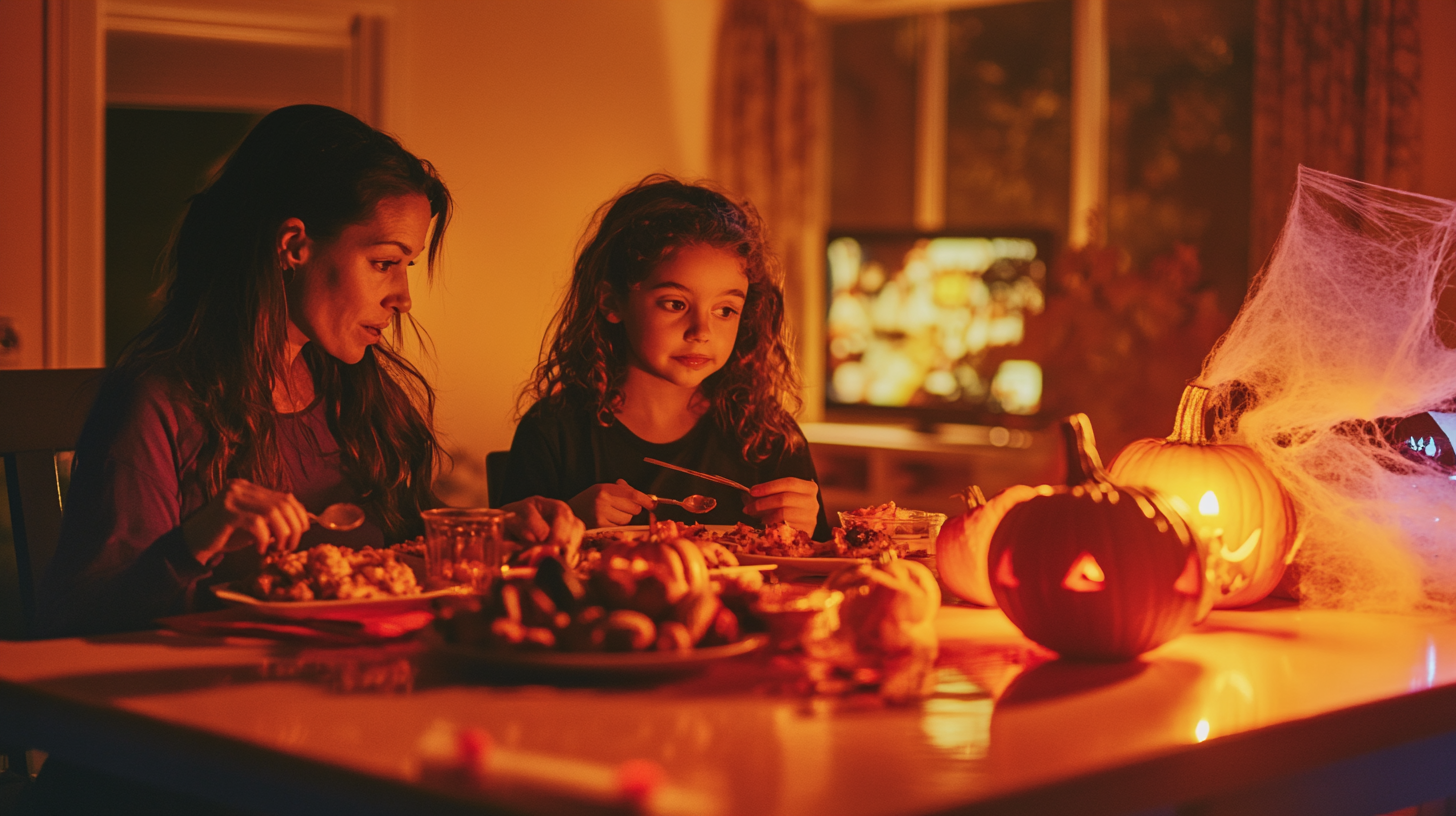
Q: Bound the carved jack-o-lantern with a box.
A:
[988,414,1214,661]
[1110,384,1300,608]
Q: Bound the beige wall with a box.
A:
[392,0,721,467]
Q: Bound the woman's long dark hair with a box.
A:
[119,104,452,539]
[522,174,802,462]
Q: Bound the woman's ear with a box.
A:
[598,283,623,324]
[276,218,311,272]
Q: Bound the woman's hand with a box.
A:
[569,479,653,528]
[742,477,820,535]
[500,496,586,550]
[182,478,310,564]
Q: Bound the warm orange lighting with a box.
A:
[1221,529,1262,563]
[1062,552,1106,592]
[1195,719,1210,742]
[1173,551,1202,596]
[996,548,1020,588]
[1108,385,1299,608]
[1199,491,1219,516]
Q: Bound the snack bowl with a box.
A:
[838,508,948,555]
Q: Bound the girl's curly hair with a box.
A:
[521,174,803,462]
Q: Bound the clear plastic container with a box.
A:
[837,508,948,555]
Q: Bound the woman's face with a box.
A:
[610,244,749,391]
[284,193,432,364]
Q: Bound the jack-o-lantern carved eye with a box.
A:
[1173,550,1202,596]
[1062,552,1106,592]
[995,548,1019,588]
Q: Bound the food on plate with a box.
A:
[830,525,899,558]
[247,544,420,601]
[844,501,902,519]
[715,519,903,559]
[389,537,427,558]
[437,524,761,654]
[717,522,828,558]
[578,510,928,563]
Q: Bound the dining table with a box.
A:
[3,599,1456,816]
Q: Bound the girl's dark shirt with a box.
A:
[502,400,832,540]
[40,371,385,636]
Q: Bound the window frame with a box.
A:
[817,0,1107,244]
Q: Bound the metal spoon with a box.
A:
[648,494,717,514]
[309,502,366,531]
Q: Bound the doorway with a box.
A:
[102,3,386,362]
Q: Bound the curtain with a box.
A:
[1250,0,1422,272]
[711,0,826,414]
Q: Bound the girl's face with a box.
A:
[610,244,749,391]
[284,193,431,364]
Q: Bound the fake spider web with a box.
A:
[1201,166,1456,613]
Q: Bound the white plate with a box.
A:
[435,634,768,676]
[733,552,869,577]
[583,524,737,540]
[212,585,473,621]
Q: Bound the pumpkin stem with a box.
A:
[1061,413,1110,485]
[1168,384,1211,445]
[956,485,989,511]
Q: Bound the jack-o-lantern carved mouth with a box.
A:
[1062,552,1105,592]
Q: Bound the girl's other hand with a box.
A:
[182,478,310,564]
[500,496,586,551]
[570,479,654,528]
[743,477,820,535]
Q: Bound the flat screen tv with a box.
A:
[824,230,1055,427]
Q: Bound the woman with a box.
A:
[41,105,580,636]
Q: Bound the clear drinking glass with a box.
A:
[420,508,513,592]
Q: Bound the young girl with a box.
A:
[502,175,830,538]
[42,105,579,637]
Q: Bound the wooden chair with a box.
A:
[0,368,105,640]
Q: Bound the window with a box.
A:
[823,0,1255,421]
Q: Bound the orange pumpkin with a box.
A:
[989,414,1213,661]
[936,484,1040,607]
[1110,384,1299,608]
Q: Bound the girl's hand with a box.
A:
[500,496,585,550]
[182,478,310,564]
[570,479,653,528]
[742,477,820,535]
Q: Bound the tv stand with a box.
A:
[801,421,1058,519]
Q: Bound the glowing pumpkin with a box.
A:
[988,414,1213,661]
[936,484,1040,607]
[1110,384,1299,608]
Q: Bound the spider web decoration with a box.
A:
[1201,166,1456,612]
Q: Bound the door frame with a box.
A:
[43,0,394,367]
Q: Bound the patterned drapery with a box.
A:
[1251,0,1422,272]
[711,0,826,412]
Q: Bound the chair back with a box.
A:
[0,368,105,638]
[485,450,511,509]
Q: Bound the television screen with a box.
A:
[825,231,1051,422]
